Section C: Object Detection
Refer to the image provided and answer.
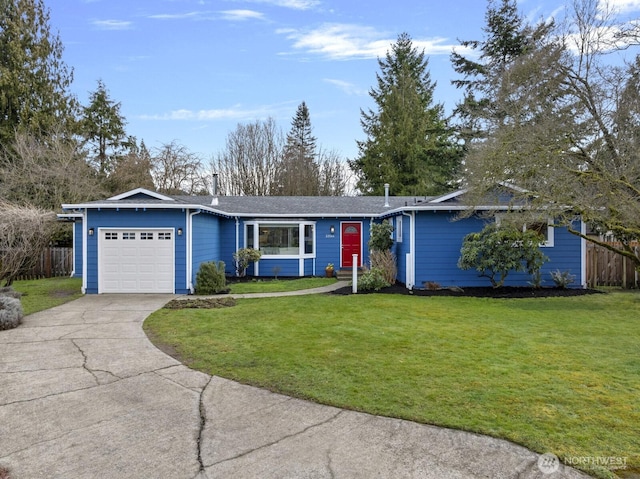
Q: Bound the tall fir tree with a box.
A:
[276,101,320,195]
[350,32,462,196]
[0,0,76,145]
[79,79,128,176]
[451,0,552,142]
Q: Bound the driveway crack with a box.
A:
[197,375,214,475]
[70,339,100,385]
[206,409,344,468]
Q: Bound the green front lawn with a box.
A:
[227,277,336,294]
[13,277,83,315]
[145,291,640,478]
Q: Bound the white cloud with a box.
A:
[609,0,640,13]
[324,78,367,96]
[139,103,292,121]
[238,0,319,10]
[148,11,214,20]
[219,10,266,21]
[279,23,461,60]
[92,19,133,30]
[149,9,265,22]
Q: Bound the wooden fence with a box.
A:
[586,242,639,289]
[16,247,74,281]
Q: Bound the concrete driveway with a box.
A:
[0,294,591,479]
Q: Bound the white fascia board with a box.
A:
[217,212,387,218]
[61,202,233,219]
[107,188,175,201]
[429,189,469,203]
[380,205,526,216]
[57,213,83,219]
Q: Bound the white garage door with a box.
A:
[99,229,175,293]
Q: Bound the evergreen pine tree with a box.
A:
[0,0,77,145]
[350,33,462,196]
[276,101,320,195]
[79,80,128,176]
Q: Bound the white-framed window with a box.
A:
[496,215,554,247]
[140,232,154,240]
[105,232,118,240]
[396,216,403,243]
[158,232,172,240]
[524,220,554,247]
[245,221,315,257]
[122,232,136,240]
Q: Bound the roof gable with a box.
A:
[108,188,175,202]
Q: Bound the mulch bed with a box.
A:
[330,283,604,298]
[164,297,237,309]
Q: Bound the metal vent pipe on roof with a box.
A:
[384,183,390,207]
[211,173,219,206]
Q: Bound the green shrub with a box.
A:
[233,248,262,277]
[358,267,390,291]
[195,261,228,295]
[368,221,394,252]
[458,223,548,288]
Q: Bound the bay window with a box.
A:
[245,221,315,256]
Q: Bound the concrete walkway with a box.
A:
[0,293,591,479]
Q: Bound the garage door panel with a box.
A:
[99,229,175,293]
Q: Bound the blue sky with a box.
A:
[46,0,640,162]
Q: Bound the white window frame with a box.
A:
[524,219,554,248]
[244,221,316,259]
[495,215,554,247]
[396,216,403,243]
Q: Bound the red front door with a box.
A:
[341,222,362,267]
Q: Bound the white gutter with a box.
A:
[82,208,87,294]
[402,211,415,289]
[71,218,76,278]
[187,209,202,294]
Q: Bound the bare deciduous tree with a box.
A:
[151,141,209,195]
[317,147,350,196]
[211,118,283,196]
[0,201,56,286]
[0,129,105,210]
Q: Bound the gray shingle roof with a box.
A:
[176,195,435,216]
[62,189,445,217]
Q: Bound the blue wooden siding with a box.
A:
[73,219,83,278]
[191,212,221,287]
[85,208,188,293]
[315,218,341,274]
[412,212,583,288]
[542,219,584,285]
[219,219,239,275]
[258,258,299,276]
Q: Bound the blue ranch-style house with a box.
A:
[60,187,586,294]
